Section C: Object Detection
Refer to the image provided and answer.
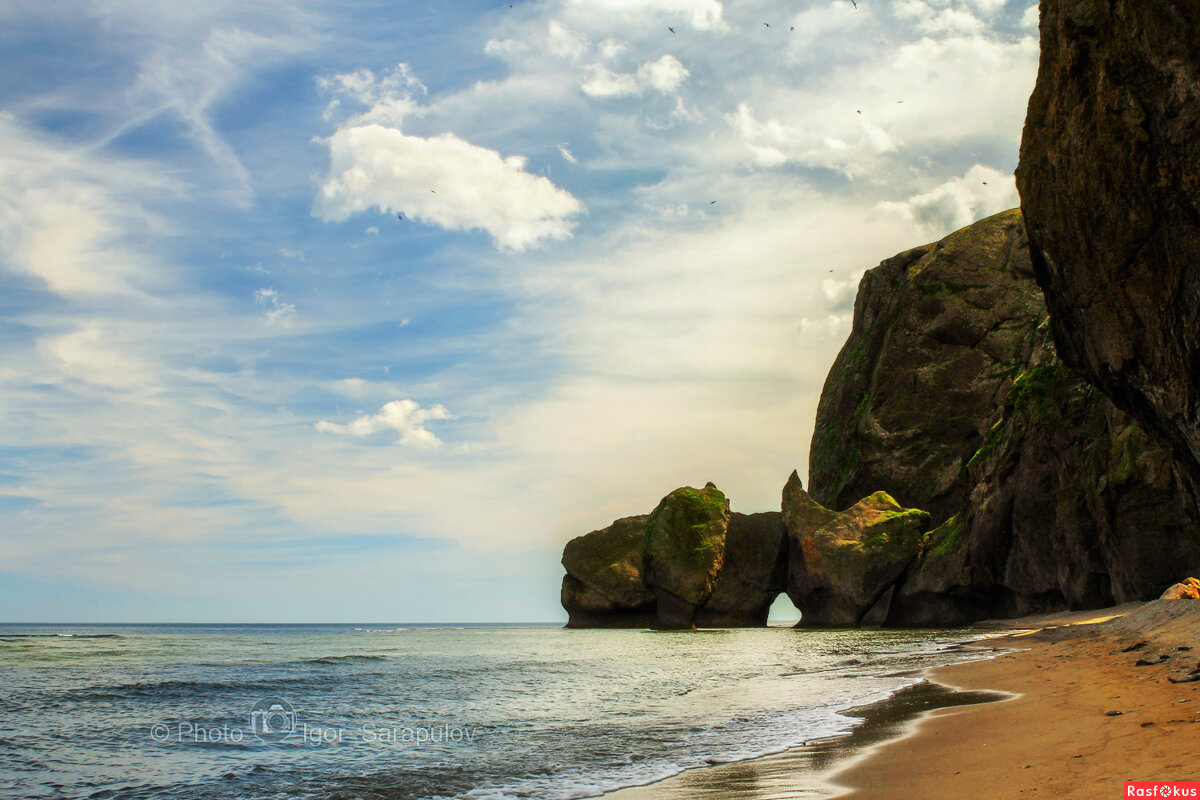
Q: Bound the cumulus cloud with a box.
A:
[316,399,452,448]
[875,164,1019,237]
[315,124,583,250]
[315,65,583,251]
[581,54,689,98]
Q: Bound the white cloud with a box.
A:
[316,399,452,448]
[558,143,577,163]
[895,0,986,35]
[564,0,726,31]
[254,287,296,326]
[1020,4,1039,29]
[581,54,689,98]
[0,116,169,296]
[315,64,583,251]
[875,164,1019,237]
[547,20,589,60]
[315,124,582,251]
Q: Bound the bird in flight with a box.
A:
[762,22,771,28]
[982,181,989,186]
[668,26,675,33]
[397,213,405,220]
[710,200,717,205]
[430,189,437,193]
[856,109,862,115]
[850,0,857,8]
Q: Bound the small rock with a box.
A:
[1123,641,1149,653]
[1160,577,1200,600]
[1135,654,1171,666]
[1105,710,1123,717]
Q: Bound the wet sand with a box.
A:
[604,602,1200,800]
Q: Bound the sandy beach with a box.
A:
[606,602,1200,800]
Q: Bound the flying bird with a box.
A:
[790,26,795,31]
[397,213,405,220]
[850,0,857,7]
[982,181,989,186]
[762,22,771,28]
[856,109,862,115]
[668,26,675,33]
[710,200,717,205]
[430,189,437,193]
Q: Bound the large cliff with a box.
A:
[1015,1,1200,506]
[811,210,1200,623]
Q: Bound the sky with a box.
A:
[0,0,1039,623]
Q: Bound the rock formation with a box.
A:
[783,472,929,627]
[643,483,731,628]
[812,210,1200,624]
[563,2,1200,628]
[561,484,788,629]
[808,210,1041,525]
[1016,1,1200,507]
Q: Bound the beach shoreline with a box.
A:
[603,602,1200,800]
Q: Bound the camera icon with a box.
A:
[249,697,296,741]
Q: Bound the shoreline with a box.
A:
[603,602,1200,800]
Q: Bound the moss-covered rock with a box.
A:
[783,475,931,627]
[695,511,788,627]
[560,483,788,628]
[561,514,657,628]
[644,483,731,628]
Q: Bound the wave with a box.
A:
[58,676,324,702]
[0,633,124,640]
[304,654,389,664]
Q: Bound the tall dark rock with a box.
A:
[1016,1,1200,506]
[809,210,1042,525]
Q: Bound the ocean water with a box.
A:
[0,623,991,799]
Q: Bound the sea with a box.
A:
[0,623,996,799]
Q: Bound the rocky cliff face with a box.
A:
[809,210,1041,525]
[1016,1,1200,505]
[812,210,1200,624]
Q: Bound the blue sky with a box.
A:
[0,0,1038,622]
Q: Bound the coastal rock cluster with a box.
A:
[562,478,933,628]
[560,1,1200,628]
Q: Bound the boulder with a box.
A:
[644,483,731,628]
[695,511,787,627]
[561,514,656,628]
[1161,579,1200,601]
[784,474,930,627]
